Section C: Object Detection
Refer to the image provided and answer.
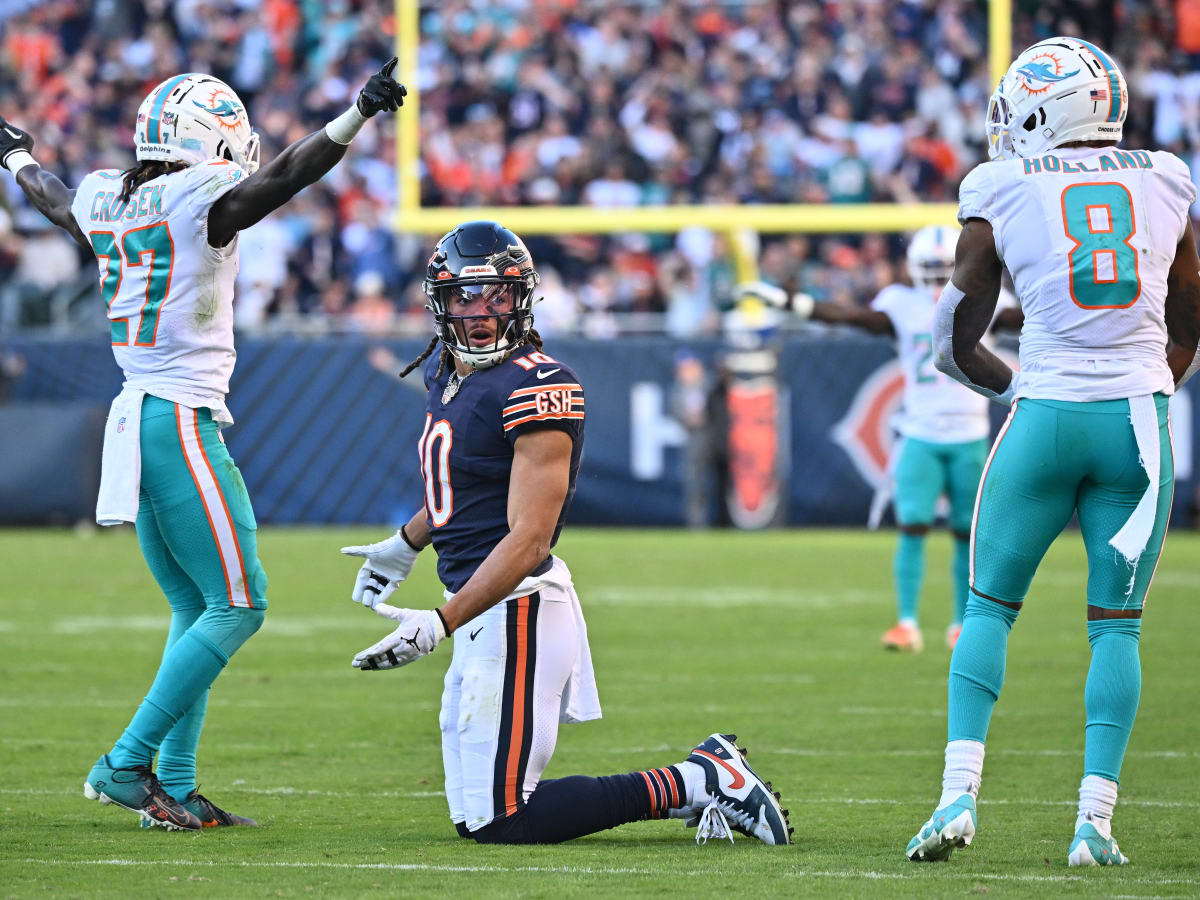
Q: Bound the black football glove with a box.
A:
[0,116,34,171]
[356,57,407,117]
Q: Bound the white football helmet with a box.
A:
[907,224,959,289]
[134,74,260,173]
[986,37,1127,160]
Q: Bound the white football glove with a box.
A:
[733,281,815,319]
[352,606,447,671]
[341,529,421,609]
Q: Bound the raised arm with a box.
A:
[207,58,406,247]
[932,218,1014,403]
[734,280,895,335]
[0,117,90,252]
[810,300,895,335]
[1165,219,1200,387]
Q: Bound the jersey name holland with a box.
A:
[958,146,1196,401]
[420,347,585,593]
[871,284,1012,443]
[70,161,245,423]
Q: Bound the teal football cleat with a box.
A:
[1068,821,1129,866]
[686,733,792,845]
[84,755,203,830]
[906,793,977,861]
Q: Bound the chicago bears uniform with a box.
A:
[344,220,792,846]
[908,38,1199,867]
[0,61,407,829]
[422,345,592,832]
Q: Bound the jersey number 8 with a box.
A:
[1060,182,1140,310]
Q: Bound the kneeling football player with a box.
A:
[341,220,791,845]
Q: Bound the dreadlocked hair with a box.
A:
[398,329,546,386]
[118,160,189,203]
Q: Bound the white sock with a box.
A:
[937,739,985,807]
[1076,775,1118,839]
[672,760,708,810]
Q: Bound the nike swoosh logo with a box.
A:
[469,627,484,641]
[535,368,561,379]
[4,127,22,140]
[693,748,746,790]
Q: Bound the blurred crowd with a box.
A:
[1,0,1199,338]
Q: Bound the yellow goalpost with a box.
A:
[391,0,1011,278]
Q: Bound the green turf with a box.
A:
[1,527,1198,898]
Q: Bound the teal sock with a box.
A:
[951,537,970,625]
[894,532,925,624]
[1084,618,1142,784]
[156,605,207,801]
[109,629,228,768]
[109,606,263,769]
[947,594,1019,742]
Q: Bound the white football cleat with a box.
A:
[906,793,977,861]
[685,733,792,845]
[1068,821,1129,866]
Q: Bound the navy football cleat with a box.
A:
[686,733,792,845]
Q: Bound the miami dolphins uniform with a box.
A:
[71,160,267,813]
[909,144,1194,864]
[870,284,1013,639]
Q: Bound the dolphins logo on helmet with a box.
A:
[1014,56,1081,95]
[134,74,260,173]
[986,37,1127,160]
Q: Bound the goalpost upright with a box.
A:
[392,0,1011,280]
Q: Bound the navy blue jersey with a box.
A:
[420,346,585,592]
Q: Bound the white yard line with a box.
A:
[4,787,1195,808]
[15,858,1200,887]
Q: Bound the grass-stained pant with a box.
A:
[108,396,266,799]
[950,394,1171,783]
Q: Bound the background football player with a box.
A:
[904,37,1200,867]
[736,227,1021,653]
[341,220,792,845]
[0,60,405,829]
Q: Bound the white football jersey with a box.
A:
[70,161,245,424]
[871,283,1014,443]
[958,145,1196,401]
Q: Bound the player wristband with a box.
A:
[434,607,450,635]
[324,103,369,145]
[3,150,37,177]
[399,524,422,552]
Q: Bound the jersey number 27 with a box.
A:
[90,223,175,346]
[1061,182,1140,310]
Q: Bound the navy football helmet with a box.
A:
[424,221,539,369]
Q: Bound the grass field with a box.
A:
[1,526,1198,898]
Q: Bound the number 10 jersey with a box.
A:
[957,145,1196,401]
[70,161,246,424]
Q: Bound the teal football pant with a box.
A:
[107,396,267,800]
[949,395,1171,783]
[891,437,988,625]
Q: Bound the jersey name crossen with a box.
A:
[89,184,166,222]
